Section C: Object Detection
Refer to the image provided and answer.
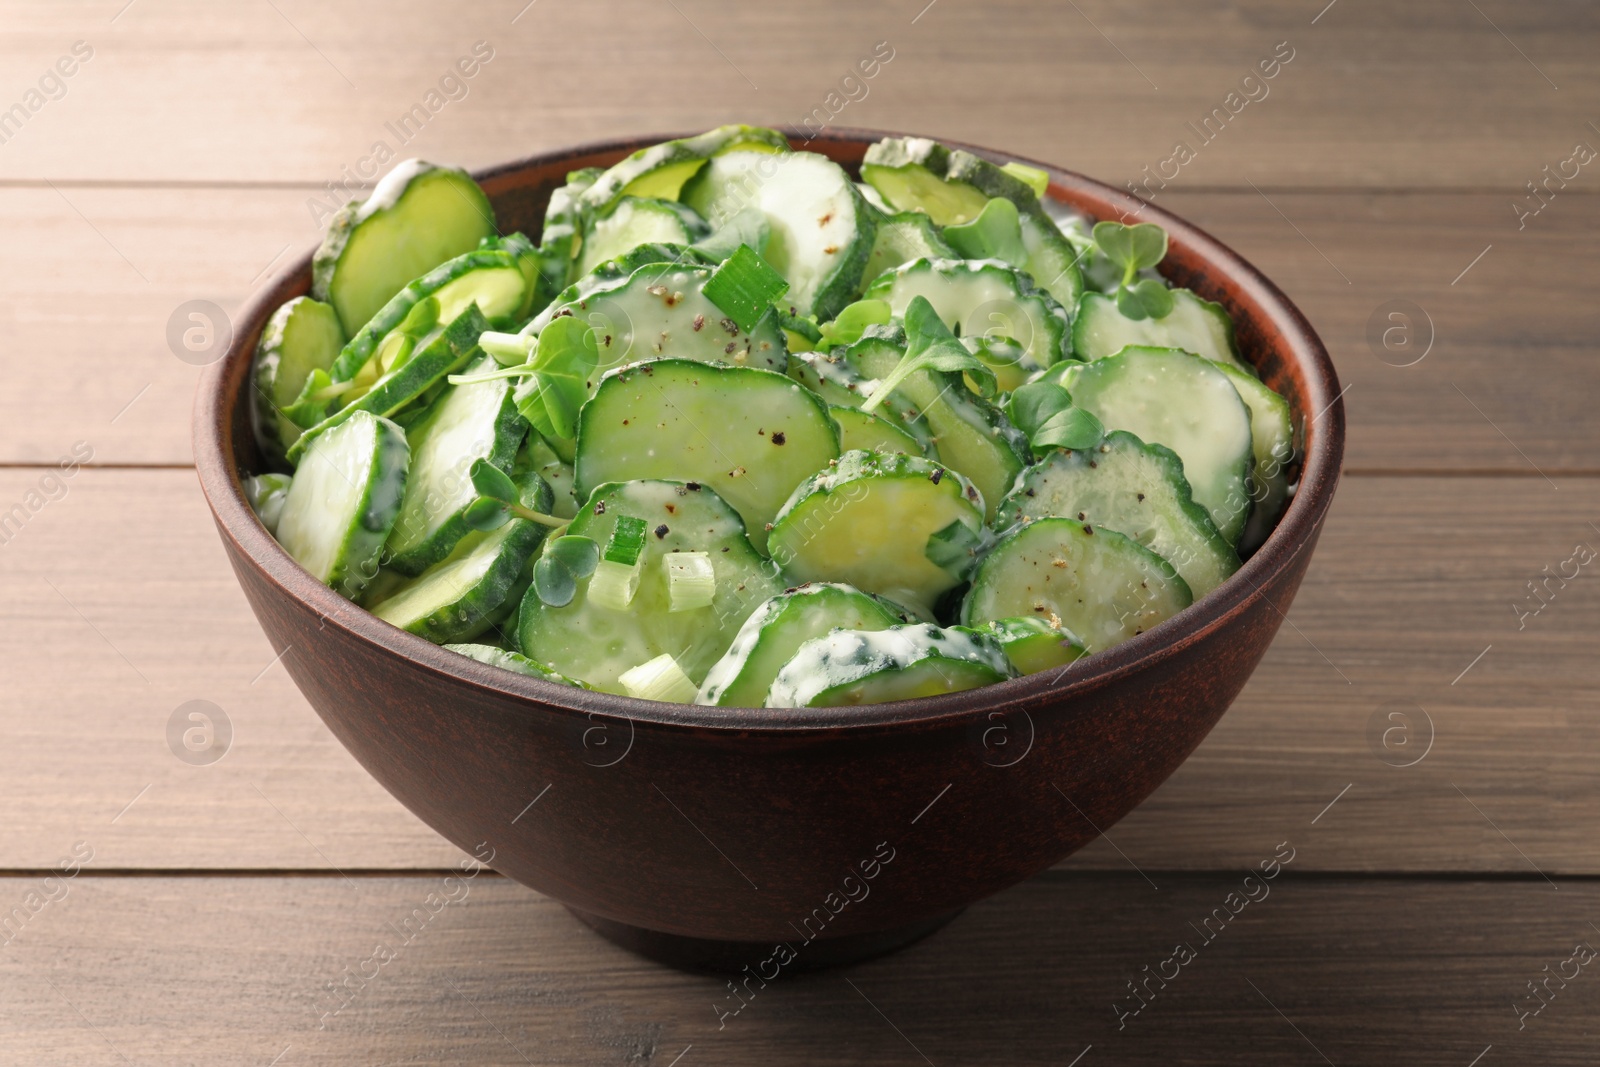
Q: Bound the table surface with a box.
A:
[3,1,1597,1063]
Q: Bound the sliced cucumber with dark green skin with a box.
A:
[940,150,1083,312]
[369,471,554,643]
[864,257,1070,371]
[768,449,984,617]
[845,329,1030,522]
[312,160,497,336]
[683,150,876,321]
[695,583,913,707]
[859,211,955,294]
[788,349,936,455]
[275,410,409,599]
[1215,362,1294,554]
[1071,290,1246,370]
[523,243,717,337]
[962,518,1193,652]
[251,297,345,468]
[288,306,489,465]
[442,643,587,688]
[517,435,578,519]
[829,405,925,456]
[577,197,709,278]
[765,623,1014,708]
[243,473,293,535]
[330,246,530,386]
[860,138,989,226]
[862,139,1085,312]
[384,354,527,576]
[1059,346,1256,544]
[540,166,602,290]
[517,480,785,694]
[583,125,790,214]
[969,616,1086,674]
[545,261,786,378]
[573,360,838,553]
[995,430,1240,598]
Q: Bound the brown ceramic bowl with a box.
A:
[195,129,1343,971]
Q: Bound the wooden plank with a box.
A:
[0,872,1594,1064]
[2,469,1597,873]
[1,1,1595,187]
[5,184,1598,468]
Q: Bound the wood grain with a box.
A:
[1,1,1594,188]
[1,872,1594,1065]
[3,469,1595,874]
[4,183,1598,468]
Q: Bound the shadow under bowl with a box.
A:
[194,128,1345,972]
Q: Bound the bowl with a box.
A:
[194,128,1344,971]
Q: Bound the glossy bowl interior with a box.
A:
[195,128,1344,970]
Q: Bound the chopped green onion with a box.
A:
[618,653,699,704]
[479,330,536,366]
[1001,161,1049,198]
[588,558,643,610]
[665,551,716,612]
[603,515,647,566]
[702,243,790,333]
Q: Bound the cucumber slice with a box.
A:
[312,160,496,336]
[1214,362,1295,554]
[251,297,345,468]
[862,138,1084,311]
[1071,289,1246,370]
[517,480,785,694]
[573,360,839,553]
[859,211,956,293]
[576,197,709,278]
[683,150,875,320]
[829,405,925,456]
[243,473,293,535]
[517,435,578,519]
[288,306,489,465]
[544,261,786,379]
[844,329,1030,522]
[1059,346,1256,544]
[788,350,936,455]
[962,518,1193,652]
[863,257,1070,370]
[765,623,1014,708]
[368,471,554,643]
[695,583,913,707]
[855,182,892,214]
[330,247,530,386]
[768,449,985,617]
[275,410,409,599]
[583,125,790,213]
[996,430,1240,598]
[860,139,989,226]
[442,643,587,688]
[384,354,528,576]
[969,616,1086,674]
[523,243,718,337]
[540,166,602,290]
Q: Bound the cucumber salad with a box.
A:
[245,126,1296,708]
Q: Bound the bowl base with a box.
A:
[565,906,964,974]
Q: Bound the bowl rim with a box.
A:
[194,125,1344,735]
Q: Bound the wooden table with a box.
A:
[3,1,1597,1062]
